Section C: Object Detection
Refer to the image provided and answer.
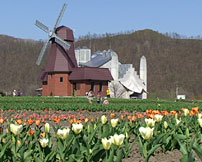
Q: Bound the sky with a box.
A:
[1,0,202,40]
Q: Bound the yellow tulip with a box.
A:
[57,128,70,140]
[139,127,154,140]
[145,118,155,127]
[164,121,168,129]
[101,137,112,150]
[10,124,23,136]
[45,123,50,133]
[17,140,21,147]
[125,132,129,139]
[39,138,49,148]
[72,123,83,134]
[101,115,108,125]
[111,118,119,128]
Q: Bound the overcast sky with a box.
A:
[1,0,202,40]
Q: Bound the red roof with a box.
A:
[69,67,113,81]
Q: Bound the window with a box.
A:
[80,52,84,61]
[99,83,103,92]
[60,77,64,82]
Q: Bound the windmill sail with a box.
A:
[35,3,70,65]
[36,41,50,65]
[54,34,71,50]
[54,3,67,30]
[35,20,49,33]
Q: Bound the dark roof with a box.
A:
[56,26,74,42]
[40,69,48,82]
[69,67,113,81]
[80,54,112,67]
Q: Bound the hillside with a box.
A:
[0,30,202,98]
[0,35,45,95]
[76,30,202,99]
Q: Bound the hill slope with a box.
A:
[0,30,202,98]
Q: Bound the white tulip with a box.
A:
[155,115,163,122]
[113,134,125,146]
[176,119,181,125]
[101,115,108,125]
[145,118,155,127]
[139,127,154,140]
[101,137,112,150]
[183,109,189,116]
[39,138,49,148]
[198,118,202,128]
[10,124,23,136]
[111,118,119,128]
[198,113,202,119]
[109,136,115,144]
[72,123,83,134]
[57,128,70,140]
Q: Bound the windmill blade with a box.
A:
[36,40,50,65]
[35,20,50,33]
[54,3,67,31]
[54,35,71,50]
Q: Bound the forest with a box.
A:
[0,29,202,98]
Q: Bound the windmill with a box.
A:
[35,3,71,65]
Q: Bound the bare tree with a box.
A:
[109,81,127,98]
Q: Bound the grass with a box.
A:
[0,96,201,112]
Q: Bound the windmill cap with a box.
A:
[56,26,74,42]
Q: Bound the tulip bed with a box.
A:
[0,97,201,161]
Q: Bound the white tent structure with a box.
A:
[77,48,147,99]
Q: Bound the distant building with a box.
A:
[75,47,91,65]
[78,49,147,99]
[177,95,186,100]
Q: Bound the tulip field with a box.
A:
[0,97,201,162]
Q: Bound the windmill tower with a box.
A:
[140,56,147,99]
[35,3,78,96]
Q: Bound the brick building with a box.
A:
[40,26,113,96]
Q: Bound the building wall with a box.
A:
[42,74,109,97]
[72,81,108,97]
[42,82,48,96]
[42,73,73,96]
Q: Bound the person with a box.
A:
[17,90,21,96]
[106,88,111,98]
[85,92,88,96]
[13,90,17,96]
[103,97,109,104]
[87,90,94,104]
[96,91,102,104]
[73,89,77,97]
